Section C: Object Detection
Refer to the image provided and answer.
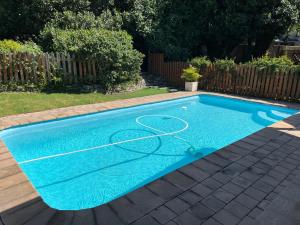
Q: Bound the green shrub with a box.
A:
[190,56,212,72]
[40,10,123,51]
[0,39,42,54]
[0,40,23,53]
[46,28,144,90]
[181,66,201,82]
[214,58,236,73]
[248,55,294,71]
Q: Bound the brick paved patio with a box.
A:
[0,92,300,225]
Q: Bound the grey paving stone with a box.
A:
[179,165,209,182]
[261,158,277,167]
[248,207,264,219]
[131,215,160,225]
[232,176,252,188]
[23,208,56,225]
[252,180,273,193]
[244,187,267,201]
[164,171,197,191]
[201,196,225,212]
[165,198,190,215]
[224,201,251,219]
[212,172,231,184]
[201,218,222,225]
[94,205,124,225]
[127,188,164,213]
[222,163,247,178]
[213,209,240,225]
[257,200,272,210]
[227,144,250,156]
[265,192,279,201]
[259,175,279,187]
[234,141,257,151]
[147,179,182,200]
[205,154,231,167]
[240,171,260,182]
[109,198,144,224]
[267,170,286,181]
[150,206,177,224]
[165,221,178,225]
[190,203,215,221]
[213,189,235,203]
[72,210,96,225]
[47,212,75,225]
[191,184,212,198]
[173,211,202,225]
[253,162,272,172]
[192,159,221,175]
[222,182,244,196]
[217,150,242,162]
[201,178,223,191]
[238,216,255,225]
[235,194,259,210]
[178,191,202,205]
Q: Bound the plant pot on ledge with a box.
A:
[181,65,201,92]
[185,81,198,91]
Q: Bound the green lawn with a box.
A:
[0,87,169,117]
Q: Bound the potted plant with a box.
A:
[181,65,201,91]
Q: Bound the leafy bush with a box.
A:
[40,10,123,52]
[214,58,236,73]
[181,66,201,82]
[0,39,42,54]
[0,40,23,53]
[248,55,294,71]
[46,28,144,90]
[190,56,212,72]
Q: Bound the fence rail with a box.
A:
[148,53,300,102]
[0,52,98,84]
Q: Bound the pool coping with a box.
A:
[0,91,300,225]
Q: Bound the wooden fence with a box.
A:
[0,53,98,84]
[148,53,300,102]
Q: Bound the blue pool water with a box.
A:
[0,94,297,210]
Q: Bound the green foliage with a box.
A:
[190,57,212,72]
[48,28,144,89]
[214,58,236,73]
[181,66,201,82]
[248,55,294,71]
[0,40,42,54]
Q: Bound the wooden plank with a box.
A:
[271,70,280,99]
[247,66,255,96]
[263,68,271,98]
[72,55,78,84]
[92,60,96,83]
[258,68,267,97]
[82,60,87,82]
[61,53,67,82]
[290,70,300,100]
[8,53,13,82]
[78,61,83,81]
[19,53,25,84]
[67,53,72,84]
[276,69,285,100]
[245,66,253,95]
[294,72,300,101]
[285,68,295,100]
[280,69,289,100]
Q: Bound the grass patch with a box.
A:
[0,87,169,117]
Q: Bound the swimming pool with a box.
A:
[0,94,297,210]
